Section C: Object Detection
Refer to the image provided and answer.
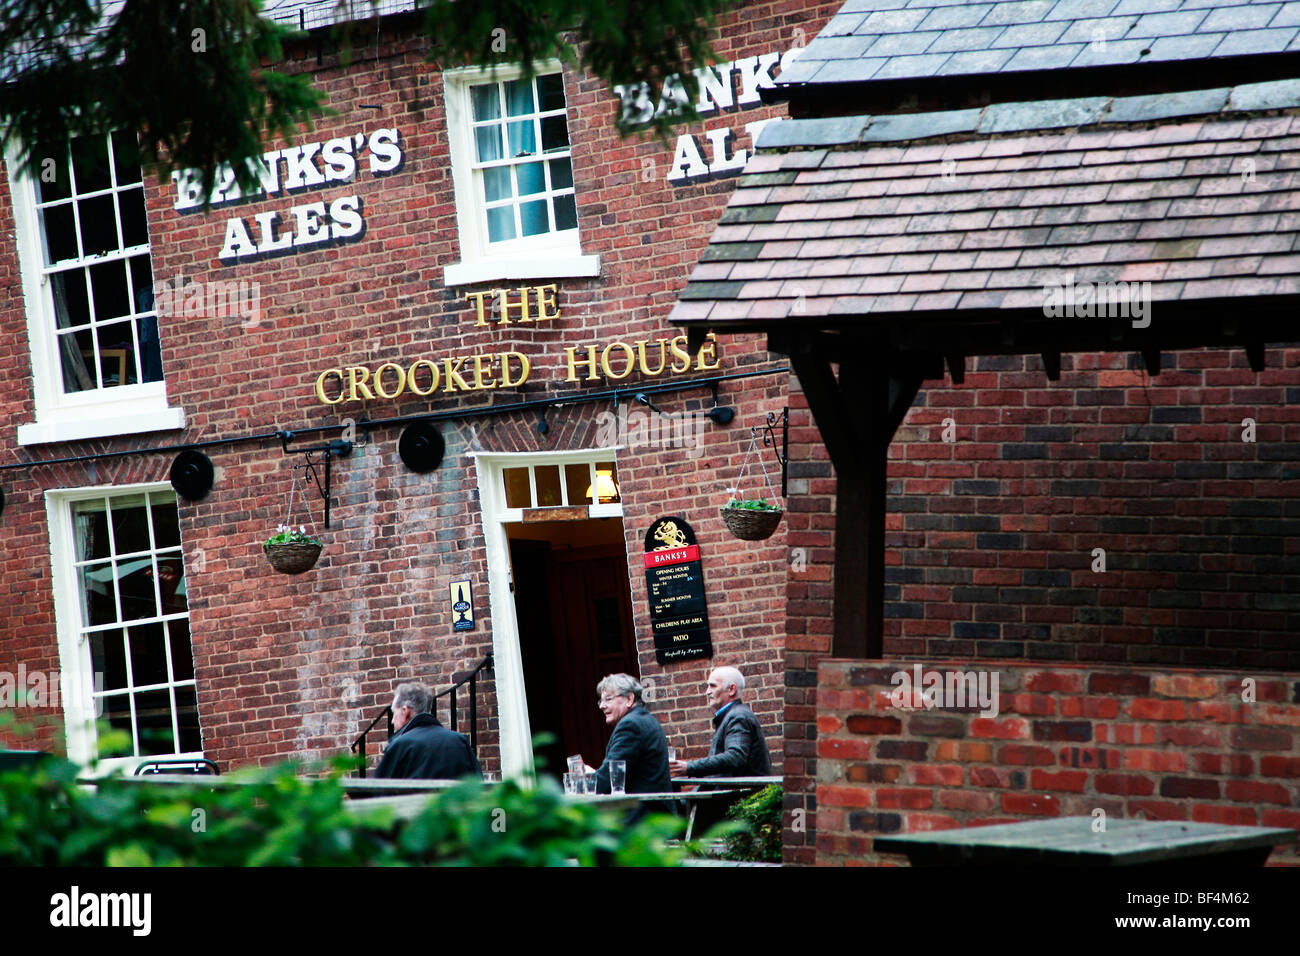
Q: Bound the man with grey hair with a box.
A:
[669,665,770,778]
[587,673,671,806]
[375,680,481,779]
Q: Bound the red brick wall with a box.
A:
[816,658,1300,866]
[0,4,840,768]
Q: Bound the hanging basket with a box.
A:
[720,505,783,541]
[263,540,322,574]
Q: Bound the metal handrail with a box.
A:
[350,654,493,777]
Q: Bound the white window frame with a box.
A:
[442,62,600,287]
[5,139,185,446]
[45,482,201,774]
[471,448,625,779]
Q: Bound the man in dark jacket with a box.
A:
[586,673,671,821]
[669,666,771,778]
[375,681,481,779]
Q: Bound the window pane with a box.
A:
[487,205,516,243]
[541,115,569,152]
[136,316,163,383]
[101,693,133,753]
[90,260,130,320]
[59,328,97,392]
[151,501,181,549]
[504,78,534,116]
[129,622,168,687]
[483,165,512,202]
[71,135,111,193]
[130,256,154,313]
[175,685,201,753]
[516,161,545,197]
[118,186,147,248]
[554,194,578,232]
[42,203,78,264]
[169,619,194,682]
[110,496,150,556]
[75,505,111,560]
[565,464,592,506]
[471,84,500,121]
[77,194,118,257]
[37,148,72,202]
[535,465,562,507]
[474,124,503,163]
[549,158,573,191]
[52,270,90,329]
[91,628,129,691]
[508,120,536,156]
[135,689,175,755]
[593,461,620,503]
[111,131,142,185]
[93,323,137,387]
[520,199,549,237]
[537,73,565,112]
[503,467,531,508]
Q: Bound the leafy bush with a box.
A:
[721,784,782,862]
[0,716,682,867]
[723,498,781,512]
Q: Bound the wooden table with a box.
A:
[873,817,1298,867]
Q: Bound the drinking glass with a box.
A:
[563,772,577,795]
[610,760,626,795]
[668,748,677,763]
[584,771,597,795]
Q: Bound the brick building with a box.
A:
[0,0,841,778]
[674,0,1300,864]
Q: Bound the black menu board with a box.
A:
[643,516,713,664]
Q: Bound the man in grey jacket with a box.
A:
[669,666,771,778]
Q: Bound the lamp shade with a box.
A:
[169,450,214,501]
[398,421,445,473]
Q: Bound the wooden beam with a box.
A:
[1041,351,1061,380]
[1141,348,1161,375]
[945,353,965,385]
[788,350,865,475]
[1246,342,1265,372]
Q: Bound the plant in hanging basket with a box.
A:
[720,498,783,541]
[263,525,323,574]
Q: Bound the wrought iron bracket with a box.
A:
[276,430,353,529]
[763,407,789,498]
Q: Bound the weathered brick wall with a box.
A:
[0,4,840,767]
[816,658,1300,866]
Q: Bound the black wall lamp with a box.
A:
[764,407,789,497]
[276,430,352,528]
[169,450,215,501]
[397,421,445,473]
[635,391,735,425]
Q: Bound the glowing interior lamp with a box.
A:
[585,469,620,504]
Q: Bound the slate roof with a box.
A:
[669,78,1300,327]
[780,0,1300,87]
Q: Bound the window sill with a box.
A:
[17,404,186,445]
[444,253,600,287]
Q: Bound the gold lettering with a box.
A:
[465,291,491,327]
[499,351,531,387]
[497,287,531,324]
[315,368,345,405]
[637,338,668,376]
[472,354,497,390]
[346,365,375,402]
[565,345,601,382]
[695,332,722,371]
[600,341,635,380]
[668,335,692,373]
[536,283,559,320]
[373,362,406,399]
[406,359,440,396]
[443,356,473,392]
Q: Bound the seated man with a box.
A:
[587,673,672,820]
[669,666,771,778]
[375,681,481,779]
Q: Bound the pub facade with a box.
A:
[0,0,842,777]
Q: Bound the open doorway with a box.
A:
[508,517,638,779]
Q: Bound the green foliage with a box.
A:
[1,0,739,199]
[263,524,324,548]
[0,715,681,867]
[724,498,781,512]
[721,784,782,862]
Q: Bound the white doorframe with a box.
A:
[471,448,623,780]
